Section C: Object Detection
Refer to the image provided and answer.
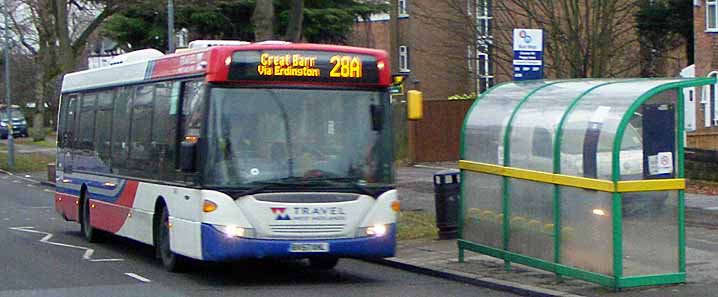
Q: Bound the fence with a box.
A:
[411,100,473,162]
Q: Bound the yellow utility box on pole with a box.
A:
[407,90,423,120]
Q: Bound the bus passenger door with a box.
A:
[59,95,79,176]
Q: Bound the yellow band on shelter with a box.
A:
[459,160,684,193]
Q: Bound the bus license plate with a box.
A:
[290,242,329,253]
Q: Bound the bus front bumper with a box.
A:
[200,223,396,262]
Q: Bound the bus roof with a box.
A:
[61,43,391,93]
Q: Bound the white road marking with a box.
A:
[13,180,20,183]
[27,184,36,188]
[13,175,40,184]
[8,227,124,262]
[29,206,52,209]
[44,189,53,193]
[125,273,151,283]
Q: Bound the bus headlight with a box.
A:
[358,224,388,237]
[215,225,255,238]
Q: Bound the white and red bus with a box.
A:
[55,41,400,271]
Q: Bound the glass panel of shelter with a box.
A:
[461,81,546,250]
[507,81,606,262]
[620,90,680,276]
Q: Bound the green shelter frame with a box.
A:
[458,78,715,289]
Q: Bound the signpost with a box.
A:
[3,0,14,169]
[512,29,543,81]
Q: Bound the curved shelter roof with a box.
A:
[461,78,714,181]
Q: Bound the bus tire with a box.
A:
[309,257,339,270]
[156,205,188,272]
[80,190,103,243]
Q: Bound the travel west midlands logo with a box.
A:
[271,208,291,220]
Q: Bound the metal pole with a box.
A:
[167,0,175,53]
[3,0,14,170]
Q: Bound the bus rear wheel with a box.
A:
[156,205,188,272]
[309,257,339,270]
[80,192,102,243]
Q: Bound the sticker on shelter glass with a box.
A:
[589,106,611,123]
[648,152,673,175]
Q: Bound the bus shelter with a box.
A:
[458,78,715,289]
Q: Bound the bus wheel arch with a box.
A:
[153,197,188,272]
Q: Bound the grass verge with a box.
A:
[397,211,438,241]
[0,152,56,173]
[0,138,57,148]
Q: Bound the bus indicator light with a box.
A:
[184,135,199,144]
[203,200,218,213]
[391,200,401,212]
[377,61,385,71]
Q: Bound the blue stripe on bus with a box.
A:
[200,223,396,262]
[56,176,127,203]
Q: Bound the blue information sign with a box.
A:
[513,29,543,81]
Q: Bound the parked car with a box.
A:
[0,107,29,139]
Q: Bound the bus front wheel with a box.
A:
[156,205,188,272]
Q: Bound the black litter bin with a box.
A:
[433,169,460,240]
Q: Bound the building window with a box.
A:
[399,0,408,16]
[703,71,718,127]
[399,45,410,73]
[708,0,718,31]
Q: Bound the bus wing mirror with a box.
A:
[371,104,383,131]
[180,141,197,172]
[407,90,423,120]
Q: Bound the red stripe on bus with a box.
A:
[89,199,129,233]
[89,181,138,233]
[116,181,139,208]
[55,193,80,222]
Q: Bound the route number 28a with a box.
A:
[330,56,362,78]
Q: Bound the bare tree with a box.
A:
[8,0,133,139]
[413,0,642,85]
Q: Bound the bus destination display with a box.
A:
[228,50,379,84]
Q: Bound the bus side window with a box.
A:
[182,81,205,138]
[128,84,156,177]
[111,87,134,175]
[153,81,179,180]
[95,90,115,171]
[78,93,97,152]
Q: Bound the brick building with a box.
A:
[349,1,486,101]
[691,0,718,151]
[349,0,690,162]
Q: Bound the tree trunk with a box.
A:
[33,57,46,141]
[284,0,304,42]
[252,0,274,41]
